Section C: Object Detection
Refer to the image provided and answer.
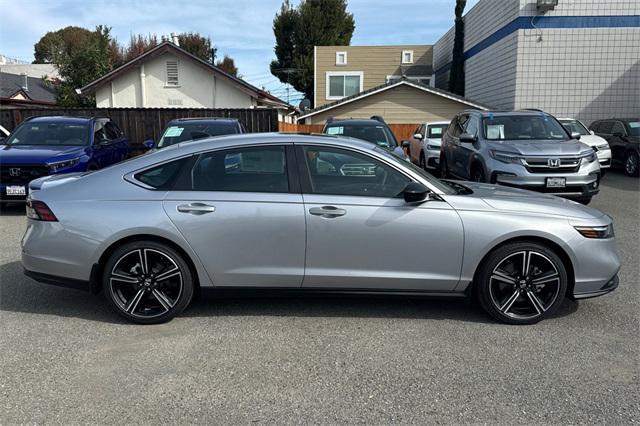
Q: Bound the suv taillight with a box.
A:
[26,199,58,221]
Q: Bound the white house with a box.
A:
[79,41,292,116]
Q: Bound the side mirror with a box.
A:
[570,132,581,140]
[401,140,411,148]
[413,133,423,140]
[402,181,430,203]
[142,139,155,150]
[459,133,477,143]
[590,130,595,135]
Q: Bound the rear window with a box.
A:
[157,121,240,149]
[628,121,640,136]
[324,123,397,149]
[135,158,187,189]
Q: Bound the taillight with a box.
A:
[26,199,58,221]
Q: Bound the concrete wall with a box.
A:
[95,52,255,108]
[303,85,472,125]
[315,45,433,108]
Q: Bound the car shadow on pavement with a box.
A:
[0,261,579,325]
[601,169,640,192]
[0,203,25,216]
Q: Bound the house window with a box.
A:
[335,51,347,65]
[166,61,179,86]
[326,72,363,99]
[402,50,414,64]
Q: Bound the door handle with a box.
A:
[309,206,346,218]
[177,203,216,215]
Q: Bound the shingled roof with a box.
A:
[0,72,56,105]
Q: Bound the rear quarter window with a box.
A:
[135,158,188,189]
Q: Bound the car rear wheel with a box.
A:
[419,151,427,170]
[440,153,449,178]
[476,242,567,325]
[103,241,194,324]
[624,151,639,177]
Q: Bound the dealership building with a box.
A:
[434,0,640,124]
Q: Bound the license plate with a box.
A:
[546,177,566,188]
[6,185,26,196]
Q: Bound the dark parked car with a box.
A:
[146,117,246,150]
[589,118,640,177]
[0,116,129,202]
[322,116,408,160]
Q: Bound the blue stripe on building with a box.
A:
[435,15,640,76]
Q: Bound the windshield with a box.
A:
[482,115,568,141]
[427,124,448,139]
[374,147,455,195]
[559,119,590,136]
[628,121,640,136]
[325,124,397,149]
[157,122,239,149]
[5,122,89,146]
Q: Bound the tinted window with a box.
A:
[135,158,187,189]
[597,121,614,134]
[193,146,288,193]
[482,115,568,140]
[611,122,626,136]
[105,122,121,140]
[450,115,466,137]
[324,123,397,149]
[157,121,240,149]
[303,146,410,198]
[464,117,479,136]
[5,122,90,146]
[627,121,640,136]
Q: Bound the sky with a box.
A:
[0,0,478,105]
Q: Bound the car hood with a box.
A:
[486,139,590,156]
[578,134,608,147]
[0,145,86,164]
[451,181,604,220]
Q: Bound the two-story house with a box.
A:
[299,45,489,127]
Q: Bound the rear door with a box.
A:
[297,144,464,291]
[162,144,306,287]
[448,114,469,177]
[91,119,113,169]
[609,121,628,163]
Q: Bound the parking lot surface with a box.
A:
[1,172,638,424]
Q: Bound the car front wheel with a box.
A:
[419,151,427,170]
[624,151,639,177]
[103,240,194,324]
[476,242,567,325]
[440,153,449,178]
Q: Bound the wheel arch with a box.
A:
[470,235,576,298]
[91,234,202,294]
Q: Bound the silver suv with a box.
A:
[440,110,601,204]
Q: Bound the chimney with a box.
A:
[170,32,179,46]
[21,73,28,92]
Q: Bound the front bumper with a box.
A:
[495,173,600,199]
[572,274,619,299]
[596,149,612,169]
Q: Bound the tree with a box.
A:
[216,55,239,77]
[54,26,115,107]
[270,0,355,104]
[33,26,96,64]
[120,33,159,63]
[448,0,466,96]
[178,32,216,64]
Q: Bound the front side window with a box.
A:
[324,124,397,149]
[559,119,590,136]
[302,146,409,198]
[597,121,614,135]
[193,146,288,193]
[5,122,90,147]
[464,118,479,136]
[482,115,568,141]
[327,73,361,98]
[611,122,626,136]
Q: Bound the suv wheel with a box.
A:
[476,242,567,325]
[103,240,195,324]
[419,152,427,170]
[471,165,486,182]
[440,153,448,178]
[624,151,639,177]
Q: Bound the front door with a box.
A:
[163,144,306,287]
[298,145,464,291]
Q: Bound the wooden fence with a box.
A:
[0,107,279,146]
[279,122,418,142]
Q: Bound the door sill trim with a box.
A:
[201,287,467,299]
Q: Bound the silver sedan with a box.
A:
[21,134,620,324]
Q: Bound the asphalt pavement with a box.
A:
[1,171,638,424]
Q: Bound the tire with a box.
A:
[624,151,639,177]
[419,151,427,170]
[86,163,99,171]
[102,240,194,324]
[476,242,567,325]
[471,164,486,182]
[440,153,449,178]
[576,197,592,205]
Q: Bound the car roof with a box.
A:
[168,117,239,124]
[423,121,450,125]
[325,119,387,127]
[467,110,555,118]
[24,116,95,124]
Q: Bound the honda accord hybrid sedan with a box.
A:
[22,134,620,324]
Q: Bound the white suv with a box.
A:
[408,121,450,171]
[558,118,611,171]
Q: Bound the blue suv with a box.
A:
[0,116,129,202]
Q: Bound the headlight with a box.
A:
[426,144,440,150]
[489,150,523,164]
[47,157,81,172]
[574,224,614,239]
[580,150,597,164]
[596,143,610,151]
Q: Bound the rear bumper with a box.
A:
[24,268,91,291]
